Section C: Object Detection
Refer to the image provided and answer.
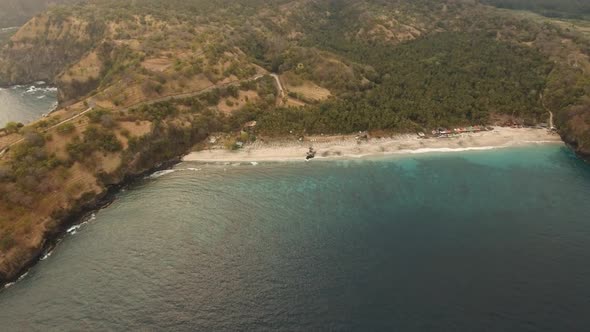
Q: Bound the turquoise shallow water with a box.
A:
[0,84,57,127]
[1,145,590,331]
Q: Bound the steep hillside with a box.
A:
[0,13,104,87]
[1,0,590,285]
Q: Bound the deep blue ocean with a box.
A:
[1,145,590,331]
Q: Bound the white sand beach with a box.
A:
[183,127,564,162]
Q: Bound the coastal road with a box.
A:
[0,106,94,155]
[270,73,286,104]
[117,74,265,113]
[0,74,268,155]
[540,92,556,130]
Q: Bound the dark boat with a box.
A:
[306,147,316,160]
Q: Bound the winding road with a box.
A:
[0,74,269,155]
[270,73,285,101]
[540,92,556,130]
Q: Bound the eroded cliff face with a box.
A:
[557,106,590,160]
[0,116,212,286]
[0,14,104,102]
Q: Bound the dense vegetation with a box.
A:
[234,33,551,134]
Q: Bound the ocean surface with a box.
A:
[0,83,57,127]
[1,145,590,331]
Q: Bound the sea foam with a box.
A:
[148,169,175,178]
[405,146,497,154]
[66,213,95,235]
[0,27,18,32]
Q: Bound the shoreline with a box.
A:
[0,127,566,289]
[184,127,564,163]
[0,157,183,290]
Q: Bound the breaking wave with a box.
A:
[405,146,498,154]
[3,271,29,289]
[23,85,58,94]
[148,169,175,179]
[0,27,18,32]
[66,213,96,235]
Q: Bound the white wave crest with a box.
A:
[148,169,175,178]
[25,86,38,93]
[21,85,57,94]
[0,27,18,32]
[405,146,497,154]
[250,162,259,166]
[17,272,29,282]
[523,140,560,144]
[67,224,82,235]
[66,213,96,236]
[41,250,53,261]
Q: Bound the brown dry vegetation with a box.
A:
[282,73,332,102]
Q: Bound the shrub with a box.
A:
[4,122,23,134]
[100,114,116,128]
[57,122,76,135]
[86,109,108,123]
[120,129,131,138]
[67,126,123,161]
[23,131,45,147]
[0,233,15,251]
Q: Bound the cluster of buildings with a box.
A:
[418,125,493,138]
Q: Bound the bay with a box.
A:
[0,84,57,128]
[1,145,590,331]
